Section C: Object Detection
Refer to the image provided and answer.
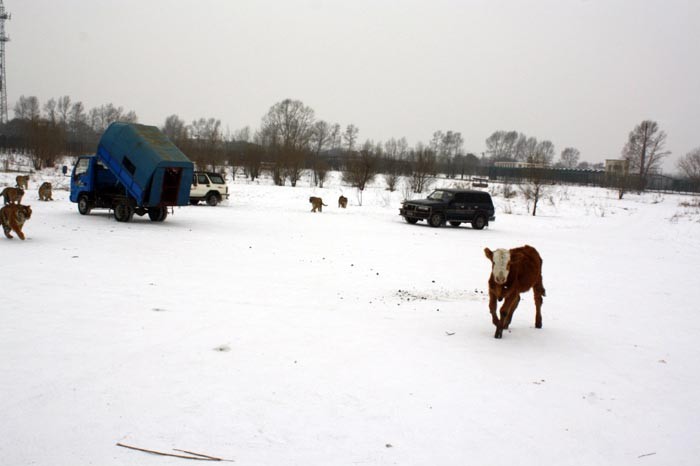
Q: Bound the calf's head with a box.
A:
[484,247,511,285]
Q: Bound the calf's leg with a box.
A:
[488,289,499,327]
[533,283,544,329]
[503,294,520,329]
[534,288,542,328]
[495,294,520,339]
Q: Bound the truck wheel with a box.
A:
[472,215,487,230]
[190,200,199,206]
[78,195,91,215]
[428,213,444,228]
[114,203,134,222]
[148,206,168,222]
[404,217,419,224]
[206,193,220,206]
[449,221,461,227]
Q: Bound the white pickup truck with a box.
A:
[190,171,229,206]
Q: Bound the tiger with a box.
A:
[1,187,25,205]
[15,175,29,190]
[338,195,348,208]
[1,204,32,240]
[309,196,327,212]
[38,182,53,201]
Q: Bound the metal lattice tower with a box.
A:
[0,0,10,124]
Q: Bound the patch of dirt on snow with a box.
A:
[394,288,487,302]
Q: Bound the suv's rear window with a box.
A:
[208,174,225,184]
[471,192,493,204]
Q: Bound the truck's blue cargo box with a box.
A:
[97,122,193,206]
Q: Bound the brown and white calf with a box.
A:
[484,245,546,339]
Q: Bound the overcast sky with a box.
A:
[5,0,699,171]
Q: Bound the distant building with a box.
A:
[605,159,629,176]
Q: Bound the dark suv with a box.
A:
[399,189,495,229]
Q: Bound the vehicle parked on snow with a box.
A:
[69,122,194,222]
[189,171,229,206]
[399,188,495,229]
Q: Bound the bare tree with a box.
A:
[310,120,332,186]
[283,148,307,187]
[88,103,138,133]
[316,158,330,188]
[343,140,378,205]
[383,138,401,191]
[259,99,315,186]
[64,101,93,154]
[257,124,284,185]
[513,133,531,161]
[622,120,670,191]
[397,138,409,163]
[522,135,539,162]
[162,114,187,143]
[613,171,631,200]
[69,102,87,130]
[28,120,64,169]
[485,130,518,162]
[239,135,264,181]
[432,130,464,177]
[455,153,479,179]
[13,95,41,121]
[233,126,251,142]
[521,146,552,216]
[43,98,57,124]
[56,96,71,127]
[408,143,436,193]
[533,140,555,166]
[677,147,700,189]
[445,131,464,177]
[430,130,444,154]
[329,123,342,150]
[260,99,315,150]
[520,170,546,216]
[188,117,223,170]
[559,147,580,168]
[343,124,359,152]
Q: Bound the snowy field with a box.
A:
[1,168,700,466]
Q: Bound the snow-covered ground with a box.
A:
[1,168,699,466]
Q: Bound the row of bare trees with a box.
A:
[2,94,697,197]
[1,95,138,169]
[247,99,485,203]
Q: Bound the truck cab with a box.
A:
[71,155,130,217]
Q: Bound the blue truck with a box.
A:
[70,122,194,222]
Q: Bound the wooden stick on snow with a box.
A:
[116,442,221,461]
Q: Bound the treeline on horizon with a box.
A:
[1,95,698,192]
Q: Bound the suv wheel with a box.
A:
[428,213,444,228]
[206,193,220,206]
[449,221,461,227]
[404,217,419,224]
[472,215,486,230]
